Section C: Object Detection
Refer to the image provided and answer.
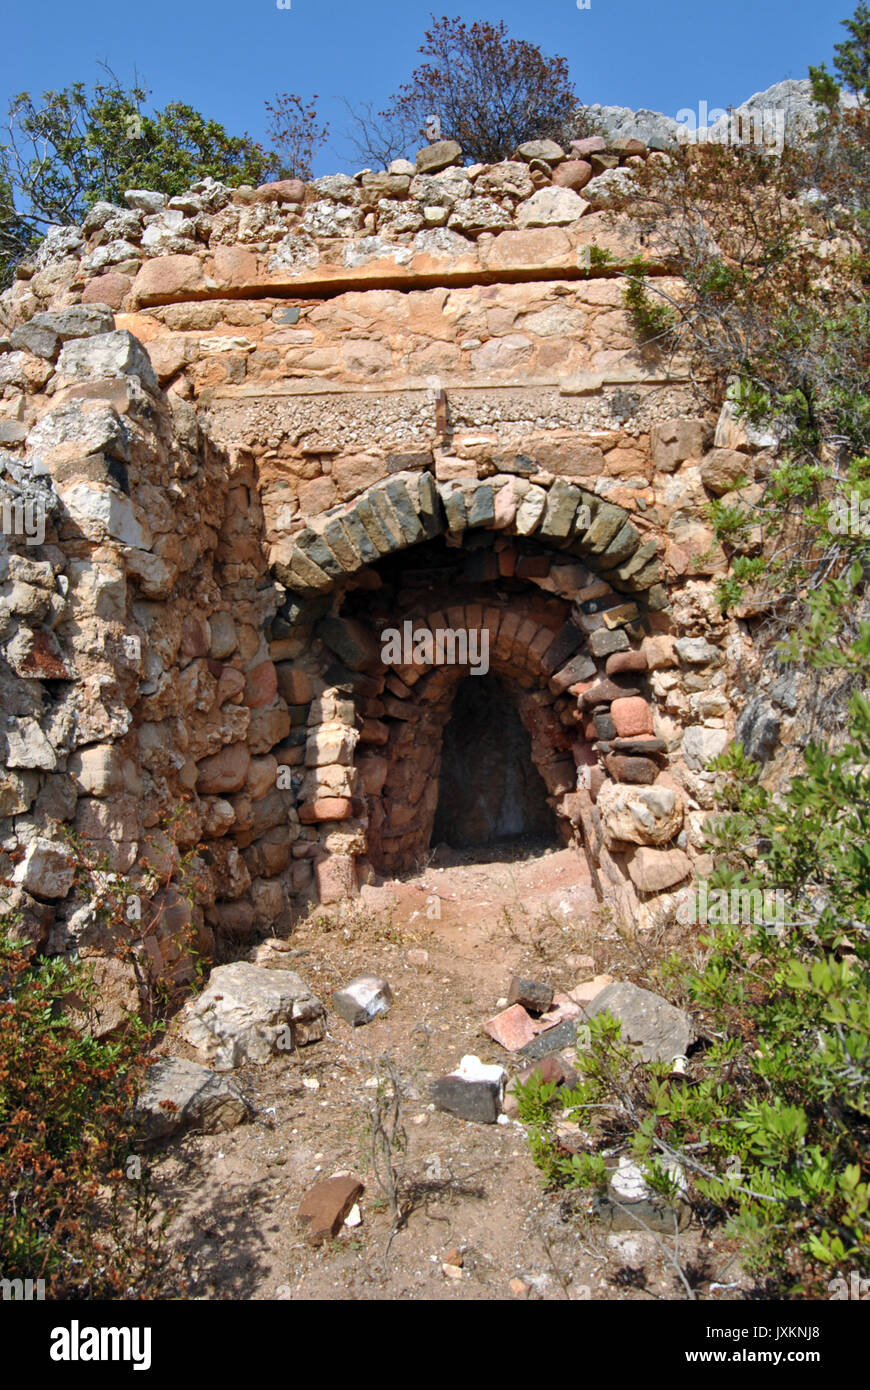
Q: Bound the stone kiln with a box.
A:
[0,141,771,1010]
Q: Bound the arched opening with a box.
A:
[281,504,669,899]
[432,673,558,853]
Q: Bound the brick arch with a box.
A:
[279,520,675,899]
[271,468,667,609]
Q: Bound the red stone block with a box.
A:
[610,696,653,736]
[299,797,352,823]
[245,661,278,709]
[606,649,648,676]
[315,853,358,904]
[484,1004,537,1052]
[297,1174,364,1245]
[604,754,659,784]
[82,272,130,309]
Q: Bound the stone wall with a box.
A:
[0,134,781,1014]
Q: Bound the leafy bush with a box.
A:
[0,934,174,1297]
[620,257,676,345]
[345,14,584,167]
[519,597,870,1294]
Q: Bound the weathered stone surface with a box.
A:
[256,177,305,204]
[628,846,693,892]
[299,796,352,823]
[332,975,393,1026]
[681,725,731,771]
[13,838,75,898]
[33,304,116,340]
[578,502,628,554]
[68,743,130,796]
[474,161,534,200]
[431,1055,506,1123]
[700,447,752,496]
[10,322,60,359]
[599,524,641,569]
[610,697,653,737]
[580,678,639,708]
[131,253,207,304]
[571,135,608,156]
[136,1057,250,1141]
[613,736,666,756]
[552,159,593,191]
[125,189,166,214]
[519,1017,585,1060]
[584,981,694,1062]
[180,962,326,1070]
[550,652,597,694]
[540,479,581,538]
[642,635,678,670]
[597,782,684,847]
[589,627,629,658]
[736,696,781,764]
[605,653,647,681]
[651,418,706,472]
[448,197,512,234]
[584,167,636,205]
[196,743,250,794]
[675,636,720,665]
[604,754,659,784]
[66,955,141,1037]
[517,187,588,227]
[568,974,614,1006]
[516,139,565,163]
[315,615,380,670]
[56,330,158,391]
[314,853,358,903]
[416,141,463,174]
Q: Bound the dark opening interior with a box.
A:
[432,673,557,851]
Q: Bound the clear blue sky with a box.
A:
[1,0,847,175]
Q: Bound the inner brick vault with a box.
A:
[277,488,672,900]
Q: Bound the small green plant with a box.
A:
[621,258,676,345]
[0,934,176,1296]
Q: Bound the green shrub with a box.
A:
[519,598,870,1294]
[621,258,676,344]
[0,935,174,1297]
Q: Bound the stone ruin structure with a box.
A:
[0,136,783,1025]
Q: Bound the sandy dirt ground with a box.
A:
[150,844,747,1301]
